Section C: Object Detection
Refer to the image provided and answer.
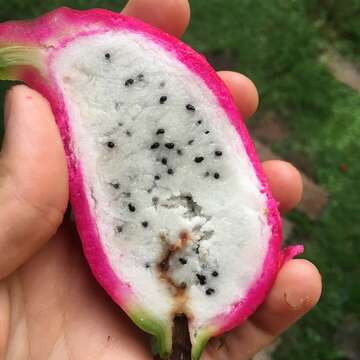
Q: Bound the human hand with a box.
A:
[0,1,322,359]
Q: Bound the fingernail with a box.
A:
[284,292,309,310]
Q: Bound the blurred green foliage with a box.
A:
[0,1,359,359]
[305,0,360,60]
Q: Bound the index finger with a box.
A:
[0,85,68,280]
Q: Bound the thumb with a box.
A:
[0,85,68,279]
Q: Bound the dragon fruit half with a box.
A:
[0,8,303,359]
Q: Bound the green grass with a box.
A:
[0,1,359,358]
[305,0,360,63]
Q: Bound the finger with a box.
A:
[217,71,259,120]
[262,160,303,213]
[0,85,68,280]
[122,0,190,38]
[207,260,322,360]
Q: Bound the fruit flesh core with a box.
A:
[52,31,272,343]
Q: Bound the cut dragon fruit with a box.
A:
[0,8,303,359]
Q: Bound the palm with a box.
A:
[0,1,321,360]
[4,221,155,359]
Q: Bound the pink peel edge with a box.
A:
[0,7,303,338]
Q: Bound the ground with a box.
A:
[0,1,359,359]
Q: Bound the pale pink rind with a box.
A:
[0,7,303,356]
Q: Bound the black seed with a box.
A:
[116,226,123,233]
[215,150,223,157]
[152,197,159,205]
[179,258,187,265]
[145,262,150,268]
[188,140,194,145]
[185,195,193,201]
[111,183,120,189]
[197,120,202,125]
[204,172,210,177]
[156,128,165,135]
[159,96,168,104]
[105,53,111,60]
[126,130,132,137]
[137,74,144,81]
[125,78,134,86]
[177,149,183,155]
[159,81,166,88]
[118,122,123,127]
[194,156,204,163]
[154,175,161,181]
[186,104,196,112]
[107,141,115,149]
[212,271,219,277]
[167,168,174,175]
[206,288,215,296]
[165,143,175,149]
[142,221,149,228]
[161,158,168,165]
[205,130,210,135]
[147,189,152,193]
[196,274,207,285]
[128,203,136,212]
[214,173,220,179]
[150,142,160,150]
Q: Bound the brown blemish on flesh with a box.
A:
[179,231,189,244]
[157,231,190,299]
[63,76,71,83]
[160,232,167,242]
[158,246,174,273]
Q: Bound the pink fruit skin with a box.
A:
[0,7,303,335]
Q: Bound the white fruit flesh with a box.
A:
[52,31,271,338]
